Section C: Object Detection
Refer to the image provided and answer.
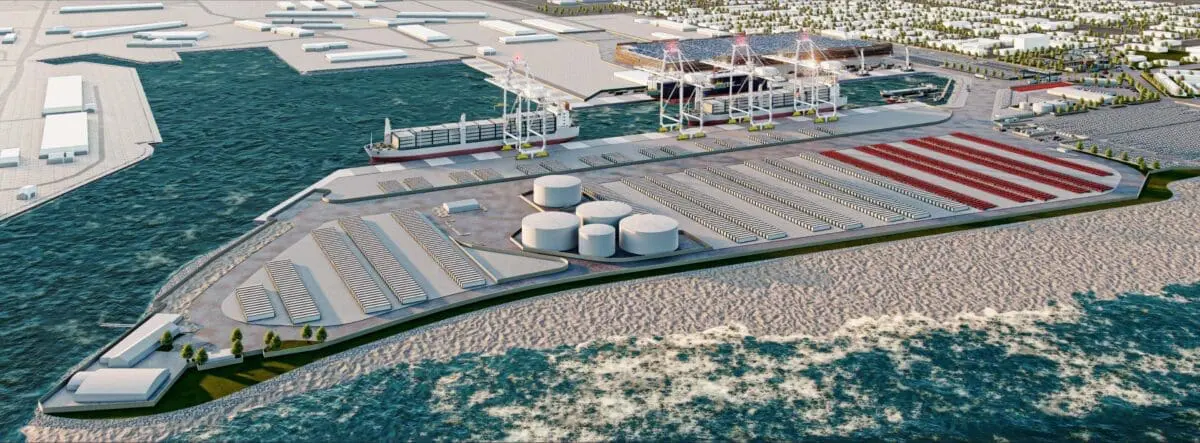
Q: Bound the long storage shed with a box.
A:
[43,75,84,115]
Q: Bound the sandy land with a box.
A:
[24,177,1200,441]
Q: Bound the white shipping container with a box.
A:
[476,46,496,55]
[277,1,296,10]
[350,0,378,7]
[324,0,352,9]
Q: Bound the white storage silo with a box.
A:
[619,214,679,255]
[578,224,616,258]
[533,175,582,208]
[521,211,578,251]
[575,201,633,226]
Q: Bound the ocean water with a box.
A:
[0,49,660,440]
[169,285,1200,441]
[2,48,974,439]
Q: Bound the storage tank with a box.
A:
[575,201,633,226]
[619,214,679,255]
[532,175,582,208]
[521,211,578,251]
[578,224,616,258]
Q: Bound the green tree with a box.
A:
[270,334,282,351]
[316,326,328,343]
[231,339,244,358]
[302,324,313,341]
[231,328,242,344]
[1152,160,1161,169]
[181,344,194,361]
[1137,157,1146,169]
[1103,147,1113,158]
[195,348,209,366]
[1090,145,1099,154]
[1075,140,1084,150]
[1120,151,1129,161]
[160,330,173,348]
[264,330,275,347]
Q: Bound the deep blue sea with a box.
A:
[2,49,1182,440]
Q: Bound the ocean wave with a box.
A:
[72,284,1190,441]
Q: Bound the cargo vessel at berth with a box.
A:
[364,106,579,163]
[690,86,847,125]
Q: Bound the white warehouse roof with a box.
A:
[40,112,90,157]
[73,368,170,403]
[99,313,181,368]
[43,75,83,115]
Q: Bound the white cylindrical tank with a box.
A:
[619,214,679,255]
[578,224,616,258]
[532,175,582,208]
[575,201,633,226]
[521,211,578,251]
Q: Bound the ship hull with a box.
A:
[367,128,580,163]
[690,101,846,126]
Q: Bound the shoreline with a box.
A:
[23,173,1200,441]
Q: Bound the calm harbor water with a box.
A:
[2,49,1101,439]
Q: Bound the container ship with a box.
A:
[880,83,938,103]
[689,86,847,125]
[364,106,578,163]
[648,71,770,103]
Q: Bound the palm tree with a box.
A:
[195,348,209,366]
[181,344,194,361]
[302,325,313,341]
[316,326,328,343]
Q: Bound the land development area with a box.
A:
[4,0,1200,439]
